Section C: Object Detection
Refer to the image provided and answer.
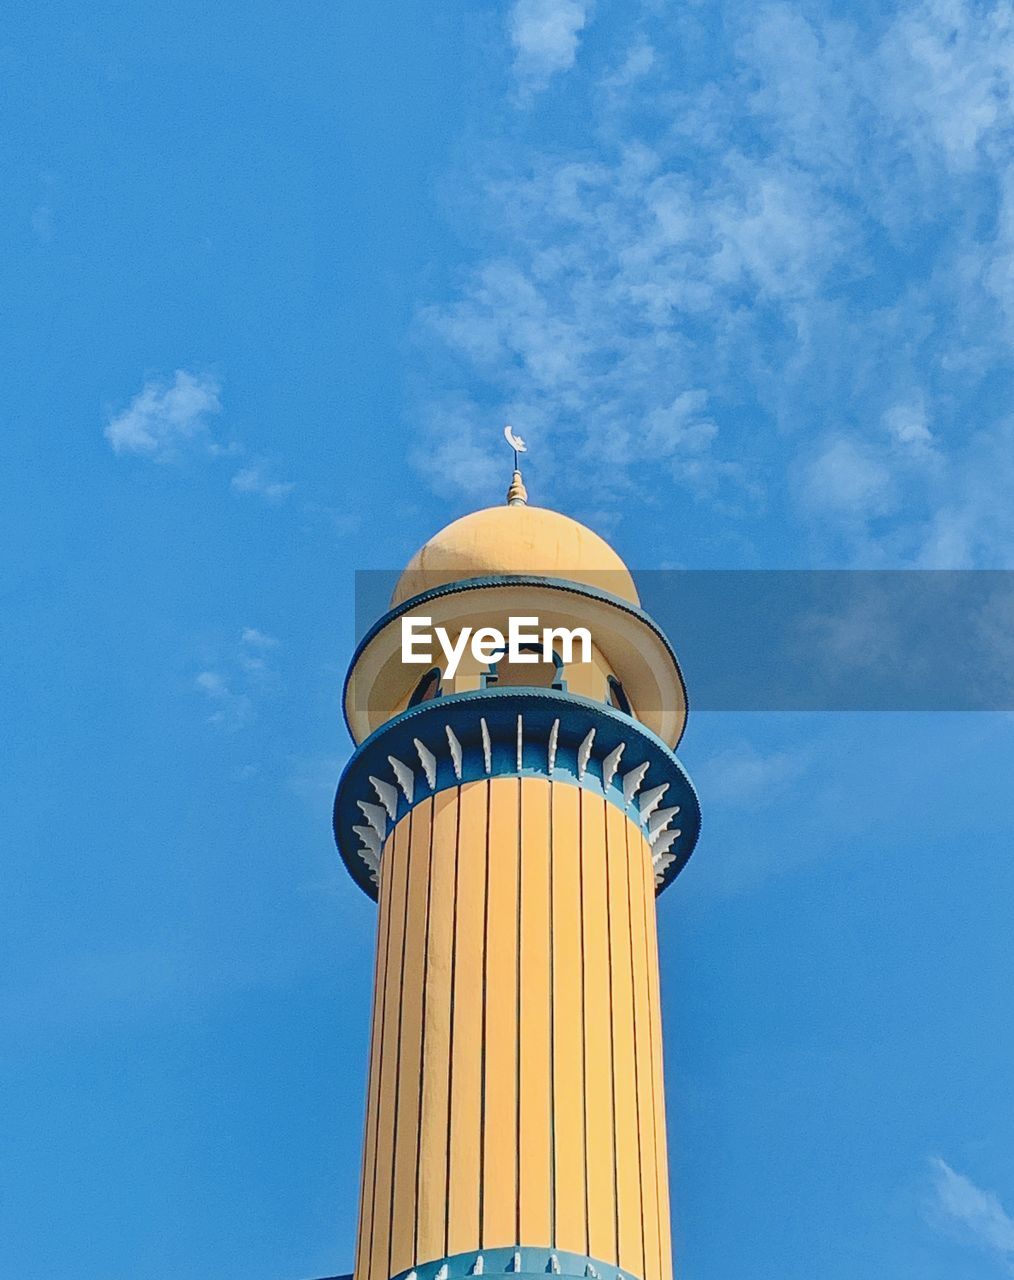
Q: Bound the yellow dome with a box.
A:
[391,504,639,607]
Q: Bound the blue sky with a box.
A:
[3,2,1014,1278]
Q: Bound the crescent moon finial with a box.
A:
[503,424,528,506]
[504,424,527,455]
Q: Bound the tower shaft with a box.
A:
[354,777,672,1280]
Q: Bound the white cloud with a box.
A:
[912,417,1014,568]
[230,463,295,503]
[194,670,253,732]
[238,626,279,676]
[884,398,933,448]
[240,627,278,650]
[510,0,593,95]
[986,166,1014,334]
[878,2,1012,172]
[193,628,281,730]
[601,40,654,100]
[410,395,505,499]
[105,370,221,461]
[695,740,813,808]
[709,159,852,302]
[423,0,1014,566]
[105,373,298,507]
[927,1157,1014,1266]
[799,438,896,520]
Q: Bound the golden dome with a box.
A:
[391,503,639,607]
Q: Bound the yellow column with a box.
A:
[518,777,553,1246]
[353,779,673,1280]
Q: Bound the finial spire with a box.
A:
[503,424,528,506]
[506,469,528,505]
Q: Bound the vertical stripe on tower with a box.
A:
[389,799,434,1274]
[519,777,553,1246]
[446,781,488,1255]
[581,789,618,1265]
[416,789,459,1264]
[627,819,662,1280]
[550,783,587,1256]
[606,804,643,1278]
[481,777,520,1246]
[643,848,673,1280]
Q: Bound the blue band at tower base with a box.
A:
[387,1246,645,1280]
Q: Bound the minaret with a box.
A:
[334,467,700,1280]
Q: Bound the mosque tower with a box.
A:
[333,454,700,1280]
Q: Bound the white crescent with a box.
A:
[504,424,527,453]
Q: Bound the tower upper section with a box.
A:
[336,484,699,902]
[344,502,687,750]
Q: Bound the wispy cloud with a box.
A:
[240,626,278,650]
[237,626,279,675]
[927,1156,1014,1269]
[231,463,296,503]
[798,438,897,525]
[106,372,296,505]
[194,627,281,732]
[695,739,813,809]
[422,1,1014,567]
[510,0,593,97]
[195,669,253,732]
[105,370,222,462]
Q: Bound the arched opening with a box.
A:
[483,645,565,691]
[607,675,632,715]
[408,666,442,707]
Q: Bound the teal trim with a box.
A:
[333,686,700,902]
[343,574,689,749]
[385,1246,643,1280]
